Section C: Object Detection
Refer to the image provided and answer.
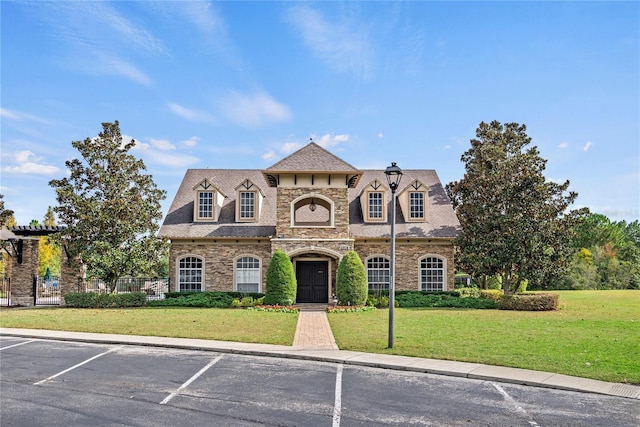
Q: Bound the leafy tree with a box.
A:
[336,251,367,305]
[49,121,167,292]
[38,207,61,277]
[43,206,56,227]
[0,194,14,227]
[29,219,40,227]
[264,249,296,305]
[446,121,588,294]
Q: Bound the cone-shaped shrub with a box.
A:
[336,251,368,306]
[264,249,297,305]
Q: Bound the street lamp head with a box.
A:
[384,162,403,191]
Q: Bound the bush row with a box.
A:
[149,292,265,308]
[64,292,147,308]
[498,293,559,311]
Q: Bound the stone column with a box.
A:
[60,249,83,306]
[9,238,39,306]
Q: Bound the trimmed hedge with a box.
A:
[498,293,559,311]
[336,251,368,306]
[394,291,497,309]
[264,249,297,305]
[148,291,254,308]
[64,292,147,308]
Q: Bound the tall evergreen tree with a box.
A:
[49,121,167,291]
[446,121,588,294]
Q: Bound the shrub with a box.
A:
[148,292,234,308]
[394,291,497,309]
[480,289,503,302]
[457,287,481,298]
[336,251,368,306]
[264,250,297,305]
[498,293,559,311]
[64,292,147,308]
[326,305,376,313]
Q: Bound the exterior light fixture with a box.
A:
[384,161,403,349]
[309,198,317,212]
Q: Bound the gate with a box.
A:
[0,277,9,307]
[34,276,61,305]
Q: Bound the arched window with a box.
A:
[420,256,445,291]
[235,256,261,293]
[367,256,390,292]
[178,256,203,292]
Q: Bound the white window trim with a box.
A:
[418,255,446,292]
[176,255,204,292]
[366,255,390,292]
[233,255,262,293]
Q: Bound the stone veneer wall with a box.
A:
[170,240,272,292]
[354,240,455,291]
[276,187,350,239]
[60,252,84,306]
[9,238,39,306]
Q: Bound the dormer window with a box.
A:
[239,191,256,220]
[360,179,387,223]
[409,191,424,219]
[198,191,214,219]
[193,179,226,222]
[398,179,428,223]
[235,179,264,222]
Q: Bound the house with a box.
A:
[159,142,461,303]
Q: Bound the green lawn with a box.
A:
[328,290,640,384]
[1,290,638,384]
[0,307,299,346]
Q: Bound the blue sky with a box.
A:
[2,1,638,225]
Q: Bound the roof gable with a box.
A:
[265,142,360,172]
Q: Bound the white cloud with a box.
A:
[280,142,303,154]
[559,142,569,149]
[0,108,50,124]
[262,150,276,162]
[98,54,153,86]
[312,133,350,149]
[377,133,384,138]
[143,151,200,168]
[583,141,593,152]
[167,102,216,123]
[1,150,60,175]
[442,144,452,150]
[150,138,176,151]
[180,136,199,148]
[220,91,291,128]
[285,5,373,78]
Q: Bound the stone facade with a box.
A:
[8,238,39,306]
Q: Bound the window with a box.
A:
[240,191,255,219]
[179,257,203,292]
[420,257,444,291]
[367,256,390,291]
[198,191,213,219]
[368,192,383,220]
[235,256,260,293]
[410,192,424,219]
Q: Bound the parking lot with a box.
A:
[1,336,638,426]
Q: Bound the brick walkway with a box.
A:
[293,308,338,350]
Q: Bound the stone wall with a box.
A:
[8,238,39,306]
[354,239,455,291]
[275,187,350,239]
[169,240,272,292]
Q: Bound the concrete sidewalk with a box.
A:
[2,326,638,401]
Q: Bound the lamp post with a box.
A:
[384,162,402,349]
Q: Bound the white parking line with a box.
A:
[492,382,540,427]
[160,354,224,405]
[333,364,343,427]
[34,345,124,385]
[0,339,35,351]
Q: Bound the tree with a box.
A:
[336,251,368,306]
[446,121,588,294]
[39,207,61,277]
[49,121,167,291]
[0,195,14,227]
[264,249,297,305]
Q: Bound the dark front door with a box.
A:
[296,261,328,303]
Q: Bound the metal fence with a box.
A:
[1,277,10,307]
[76,277,169,300]
[35,276,61,305]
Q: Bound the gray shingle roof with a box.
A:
[266,142,360,172]
[159,143,461,240]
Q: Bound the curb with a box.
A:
[1,328,638,400]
